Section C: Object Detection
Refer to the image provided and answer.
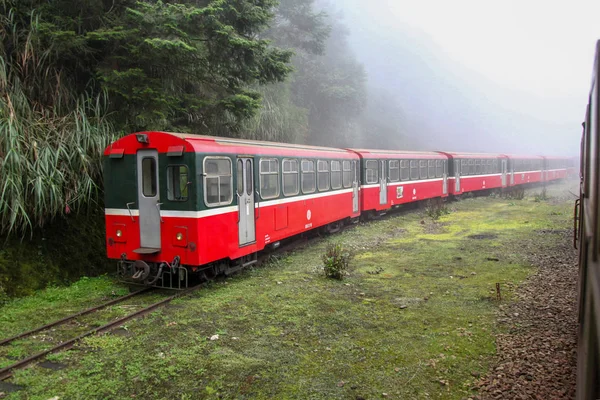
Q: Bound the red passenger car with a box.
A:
[104,131,360,287]
[439,152,509,195]
[348,150,449,216]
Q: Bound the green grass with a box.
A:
[1,181,577,399]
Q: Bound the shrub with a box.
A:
[425,198,450,220]
[321,243,349,280]
[534,187,548,202]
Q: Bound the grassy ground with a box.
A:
[0,182,577,399]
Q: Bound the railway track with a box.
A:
[0,285,202,381]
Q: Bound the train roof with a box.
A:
[502,154,545,159]
[104,131,358,158]
[438,152,507,159]
[347,149,447,159]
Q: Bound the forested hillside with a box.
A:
[0,0,408,297]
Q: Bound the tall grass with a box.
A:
[0,8,116,236]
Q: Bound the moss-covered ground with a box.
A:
[0,182,577,399]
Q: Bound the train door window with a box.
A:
[141,158,157,197]
[282,159,299,196]
[301,160,316,193]
[204,157,233,207]
[419,160,427,179]
[353,160,359,183]
[409,160,418,180]
[366,160,379,184]
[342,160,352,188]
[167,165,189,201]
[435,160,443,177]
[400,160,409,181]
[389,160,400,182]
[331,160,342,189]
[236,160,244,196]
[259,158,280,199]
[317,160,330,191]
[427,160,435,178]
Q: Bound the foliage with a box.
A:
[0,63,114,235]
[534,187,548,202]
[503,188,525,200]
[425,198,450,220]
[321,243,349,280]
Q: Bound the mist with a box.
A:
[319,0,600,156]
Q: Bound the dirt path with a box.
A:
[475,229,578,399]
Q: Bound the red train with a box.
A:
[103,131,572,288]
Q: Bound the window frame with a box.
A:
[389,160,400,182]
[301,159,316,194]
[167,164,189,202]
[366,160,379,184]
[331,160,342,190]
[317,160,330,192]
[342,160,352,188]
[259,158,280,200]
[203,156,233,207]
[282,158,300,197]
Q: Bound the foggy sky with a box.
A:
[328,0,600,156]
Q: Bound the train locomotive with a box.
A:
[103,131,571,289]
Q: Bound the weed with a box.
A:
[425,198,450,220]
[321,243,349,280]
[534,187,549,202]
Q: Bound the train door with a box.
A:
[510,161,515,185]
[501,159,507,187]
[442,160,448,195]
[454,159,461,192]
[352,160,359,213]
[136,149,161,251]
[237,158,256,246]
[379,160,387,205]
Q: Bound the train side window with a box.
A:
[317,160,330,191]
[342,160,352,188]
[408,160,417,180]
[467,159,474,175]
[435,160,443,178]
[167,165,189,201]
[400,160,410,181]
[259,158,280,199]
[419,160,427,179]
[282,159,299,196]
[427,160,435,178]
[301,160,316,193]
[389,160,400,182]
[475,159,481,174]
[204,157,233,207]
[141,158,157,197]
[331,160,342,190]
[366,160,379,184]
[460,159,467,176]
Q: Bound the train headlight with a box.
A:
[116,230,123,238]
[176,232,183,241]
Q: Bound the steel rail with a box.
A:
[0,285,202,381]
[0,288,153,347]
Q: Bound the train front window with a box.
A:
[204,157,233,207]
[167,165,189,201]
